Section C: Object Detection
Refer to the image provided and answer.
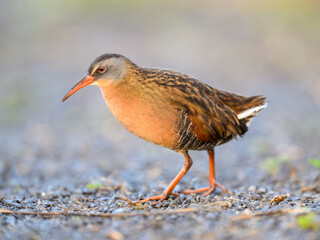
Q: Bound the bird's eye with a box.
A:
[98,66,106,73]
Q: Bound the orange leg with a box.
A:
[133,152,193,205]
[182,149,231,196]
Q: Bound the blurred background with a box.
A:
[0,0,320,194]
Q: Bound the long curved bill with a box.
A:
[62,74,95,102]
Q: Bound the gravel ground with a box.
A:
[0,165,319,240]
[1,1,320,240]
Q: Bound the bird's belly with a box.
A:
[100,87,179,149]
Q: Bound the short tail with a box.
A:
[237,101,267,127]
[213,90,267,128]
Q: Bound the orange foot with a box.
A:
[124,152,193,206]
[123,192,180,206]
[182,182,232,197]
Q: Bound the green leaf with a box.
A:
[309,159,320,169]
[72,216,80,221]
[260,158,277,175]
[297,213,320,230]
[86,181,102,190]
[260,156,289,175]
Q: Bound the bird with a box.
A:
[62,53,267,205]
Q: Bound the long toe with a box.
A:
[151,194,169,206]
[214,182,232,195]
[202,186,216,197]
[128,192,179,205]
[182,183,231,197]
[181,187,210,194]
[137,195,164,204]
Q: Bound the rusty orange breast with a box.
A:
[99,84,180,149]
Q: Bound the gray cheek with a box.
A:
[95,70,121,83]
[108,65,126,81]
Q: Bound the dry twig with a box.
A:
[0,207,199,219]
[231,208,303,221]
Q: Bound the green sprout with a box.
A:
[71,216,80,221]
[309,159,320,169]
[260,155,289,175]
[86,181,102,190]
[297,213,320,230]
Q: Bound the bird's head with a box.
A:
[62,53,130,102]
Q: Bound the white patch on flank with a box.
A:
[237,103,268,120]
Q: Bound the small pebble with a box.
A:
[112,208,124,214]
[257,187,267,194]
[248,185,257,192]
[4,200,23,208]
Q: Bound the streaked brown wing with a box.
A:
[187,102,245,142]
[146,70,247,143]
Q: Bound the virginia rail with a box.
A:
[62,54,267,205]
